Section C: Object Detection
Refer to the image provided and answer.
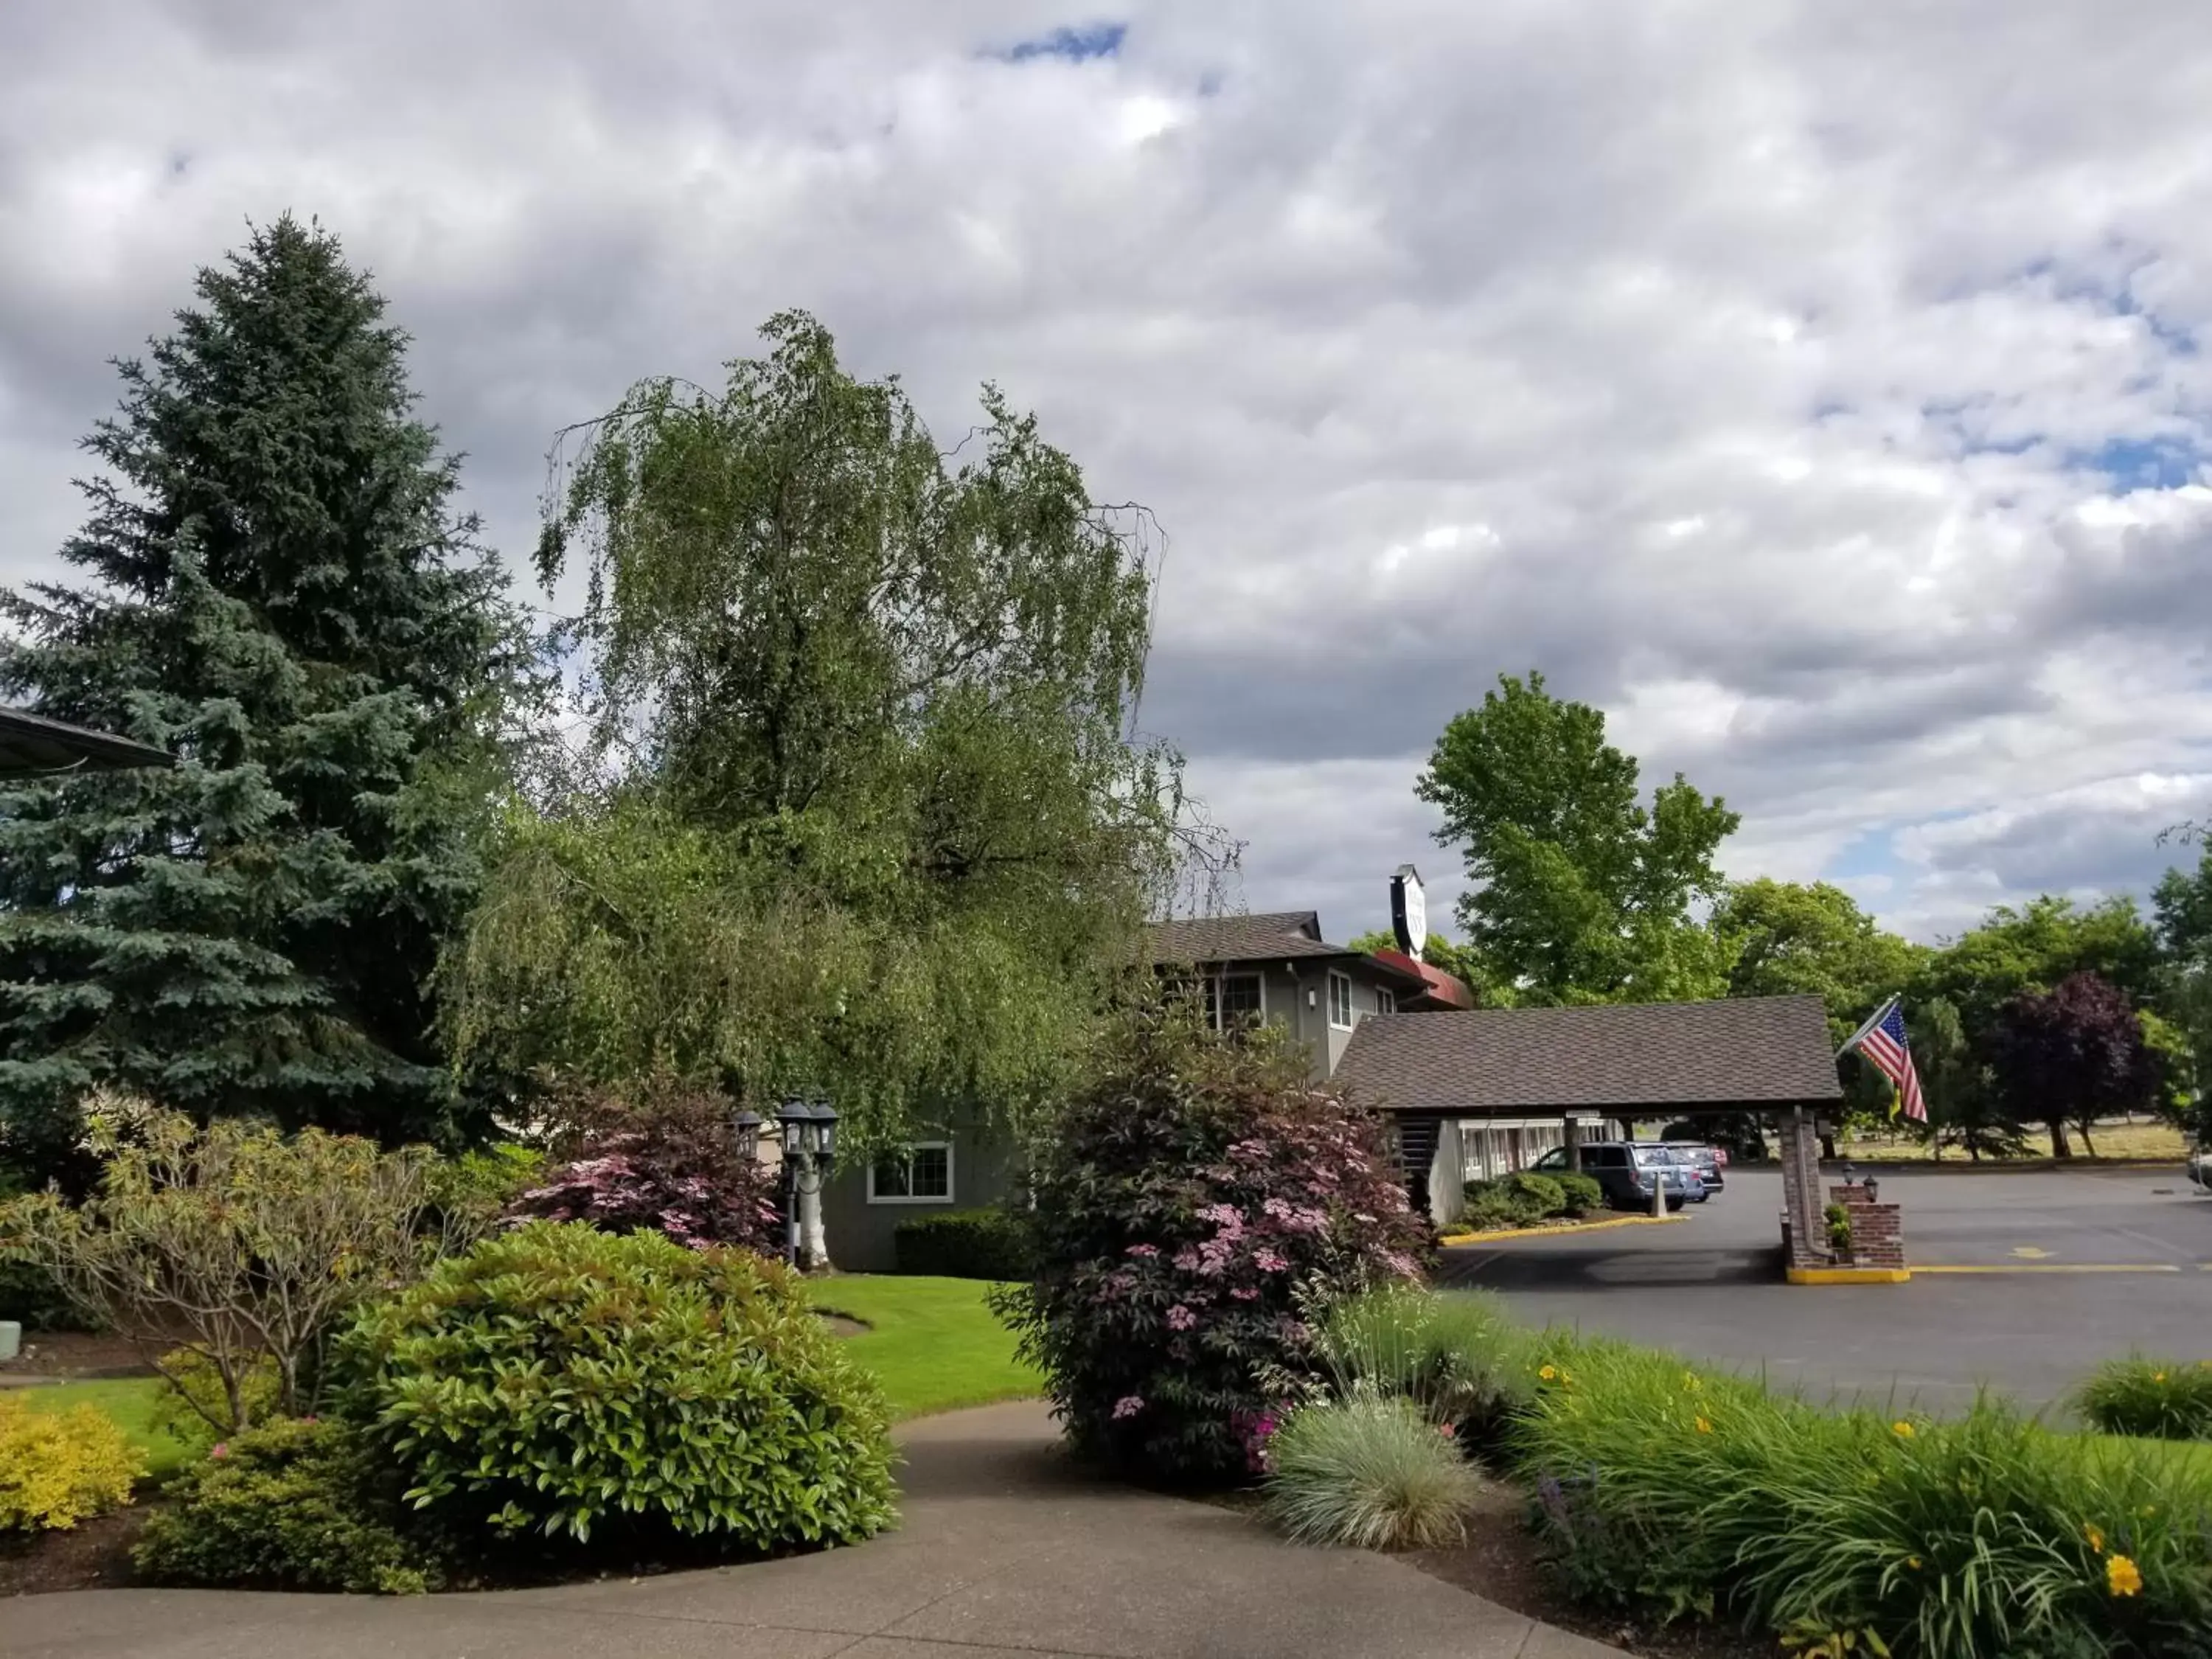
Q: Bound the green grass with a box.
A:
[808,1274,1040,1421]
[1839,1121,2188,1164]
[15,1376,184,1483]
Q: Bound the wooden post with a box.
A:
[1563,1113,1582,1172]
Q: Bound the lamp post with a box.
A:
[773,1096,841,1269]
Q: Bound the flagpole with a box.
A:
[1837,994,1899,1062]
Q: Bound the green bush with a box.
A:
[1553,1172,1604,1216]
[1517,1334,2212,1658]
[337,1222,897,1551]
[1501,1172,1566,1217]
[149,1349,284,1454]
[1262,1396,1481,1549]
[894,1208,1033,1279]
[133,1416,438,1593]
[2078,1356,2212,1441]
[1458,1182,1526,1231]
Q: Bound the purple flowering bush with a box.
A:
[507,1076,780,1252]
[992,1004,1429,1484]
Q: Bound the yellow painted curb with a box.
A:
[1438,1213,1693,1246]
[1915,1263,2183,1275]
[1786,1265,1911,1285]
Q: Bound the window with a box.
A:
[1327,971,1354,1029]
[1375,986,1396,1015]
[868,1142,953,1204]
[1531,1147,1567,1172]
[1208,972,1263,1031]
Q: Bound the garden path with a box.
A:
[7,1400,1623,1659]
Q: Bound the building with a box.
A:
[821,904,1470,1270]
[1332,993,1843,1222]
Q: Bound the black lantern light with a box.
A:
[811,1093,839,1164]
[778,1096,814,1157]
[1863,1174,1881,1203]
[731,1106,762,1160]
[1841,1159,1858,1189]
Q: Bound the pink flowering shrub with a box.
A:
[506,1076,780,1253]
[992,1005,1428,1484]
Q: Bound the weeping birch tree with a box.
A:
[442,313,1225,1151]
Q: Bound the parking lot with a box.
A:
[1438,1165,2212,1413]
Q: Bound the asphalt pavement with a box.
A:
[1439,1165,2212,1414]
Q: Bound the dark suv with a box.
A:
[1529,1141,1707,1208]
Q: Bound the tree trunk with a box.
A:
[1819,1130,1837,1161]
[2048,1118,2073,1159]
[2077,1119,2098,1158]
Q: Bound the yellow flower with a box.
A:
[2084,1522,2106,1554]
[1539,1364,1559,1382]
[1695,1415,1714,1435]
[2154,1371,2168,1384]
[1906,1556,1923,1571]
[1891,1420,1915,1439]
[2107,1554,2143,1597]
[1682,1371,1703,1393]
[2140,1505,2158,1520]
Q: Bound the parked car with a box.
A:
[2189,1144,2211,1194]
[1529,1141,1708,1208]
[1660,1141,1727,1193]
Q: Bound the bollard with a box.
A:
[0,1320,19,1363]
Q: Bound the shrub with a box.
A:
[894,1208,1033,1279]
[1303,1284,1534,1454]
[992,1005,1429,1484]
[2078,1355,2212,1441]
[1458,1181,1526,1231]
[0,1394,144,1531]
[149,1349,283,1457]
[1501,1172,1566,1217]
[337,1222,896,1550]
[1554,1172,1604,1216]
[1824,1202,1853,1253]
[1517,1334,2212,1658]
[0,1104,448,1430]
[1262,1397,1482,1550]
[133,1416,438,1593]
[507,1075,780,1253]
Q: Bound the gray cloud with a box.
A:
[6,1,2212,945]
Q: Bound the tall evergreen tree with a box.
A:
[0,216,528,1173]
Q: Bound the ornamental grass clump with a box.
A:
[337,1222,897,1554]
[1305,1284,1534,1454]
[2076,1354,2212,1442]
[1262,1397,1481,1550]
[993,1003,1430,1484]
[1515,1335,2212,1658]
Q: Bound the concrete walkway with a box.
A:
[7,1401,1623,1659]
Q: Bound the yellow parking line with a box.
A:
[1913,1263,2183,1275]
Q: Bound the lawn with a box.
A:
[1838,1119,2188,1163]
[16,1376,184,1483]
[809,1273,1040,1421]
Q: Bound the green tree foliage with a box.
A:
[1346,928,1486,1000]
[443,313,1211,1150]
[0,218,530,1169]
[1416,672,1739,1005]
[1912,995,2026,1162]
[1913,894,2161,1036]
[2152,845,2212,1136]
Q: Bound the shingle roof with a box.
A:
[1332,994,1843,1114]
[1148,912,1340,964]
[0,707,173,776]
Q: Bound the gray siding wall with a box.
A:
[821,1124,1020,1273]
[1244,959,1401,1081]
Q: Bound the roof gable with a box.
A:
[1332,994,1843,1113]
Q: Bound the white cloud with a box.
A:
[5,1,2212,945]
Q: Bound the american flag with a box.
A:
[1850,999,1926,1123]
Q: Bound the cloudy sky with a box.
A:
[6,2,2212,946]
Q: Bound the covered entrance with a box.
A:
[1334,994,1846,1251]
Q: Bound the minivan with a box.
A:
[1528,1141,1708,1208]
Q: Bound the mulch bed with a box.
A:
[0,1508,150,1597]
[0,1329,159,1382]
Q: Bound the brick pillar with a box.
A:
[1779,1106,1827,1268]
[1828,1184,1907,1271]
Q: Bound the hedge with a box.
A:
[893,1207,1034,1279]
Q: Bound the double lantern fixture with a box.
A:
[732,1094,839,1267]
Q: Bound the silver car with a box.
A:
[2189,1145,2211,1194]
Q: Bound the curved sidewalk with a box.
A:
[9,1401,1624,1659]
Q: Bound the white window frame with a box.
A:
[1327,970,1354,1029]
[1375,987,1396,1015]
[866,1141,956,1205]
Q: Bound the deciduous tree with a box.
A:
[1983,971,2158,1158]
[1416,672,1738,1005]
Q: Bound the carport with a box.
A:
[1334,994,1846,1256]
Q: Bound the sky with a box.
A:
[4,1,2212,947]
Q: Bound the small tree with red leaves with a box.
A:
[992,1003,1429,1484]
[507,1075,781,1252]
[1984,971,2160,1159]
